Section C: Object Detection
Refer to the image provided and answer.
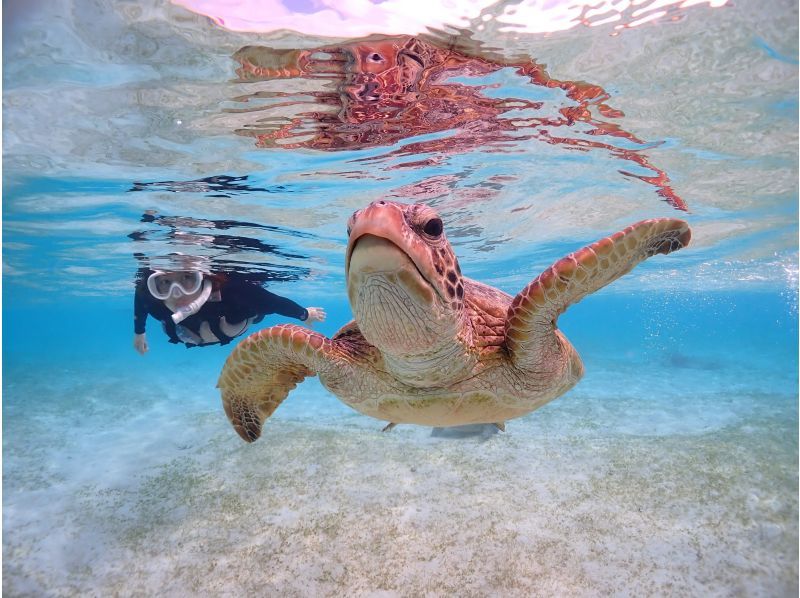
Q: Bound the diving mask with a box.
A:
[147,270,204,300]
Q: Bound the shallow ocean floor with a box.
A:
[3,355,797,596]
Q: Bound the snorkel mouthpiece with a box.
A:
[171,279,212,324]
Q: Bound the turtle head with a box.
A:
[345,201,466,359]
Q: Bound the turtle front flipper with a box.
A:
[506,218,691,370]
[217,324,344,443]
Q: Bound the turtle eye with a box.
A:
[368,52,384,63]
[423,217,443,237]
[347,225,352,237]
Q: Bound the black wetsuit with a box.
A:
[134,272,308,347]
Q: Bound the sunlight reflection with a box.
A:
[172,0,730,36]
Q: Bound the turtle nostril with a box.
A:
[377,200,386,206]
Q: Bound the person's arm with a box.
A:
[265,289,309,320]
[241,284,309,321]
[134,288,150,354]
[134,285,182,351]
[304,307,326,323]
[134,288,149,334]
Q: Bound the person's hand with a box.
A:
[134,333,149,355]
[305,307,327,324]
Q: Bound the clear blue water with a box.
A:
[3,0,798,595]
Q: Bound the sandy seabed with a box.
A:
[3,362,798,597]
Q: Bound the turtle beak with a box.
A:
[345,200,458,310]
[345,201,404,281]
[345,201,450,307]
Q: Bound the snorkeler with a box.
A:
[133,268,326,354]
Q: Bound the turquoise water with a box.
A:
[4,0,798,595]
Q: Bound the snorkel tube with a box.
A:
[171,279,213,324]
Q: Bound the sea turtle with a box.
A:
[218,200,691,442]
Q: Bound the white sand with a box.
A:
[3,358,797,596]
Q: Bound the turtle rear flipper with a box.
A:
[505,218,691,371]
[218,324,344,442]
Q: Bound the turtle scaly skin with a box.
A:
[218,201,690,442]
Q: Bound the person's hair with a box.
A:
[203,271,227,292]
